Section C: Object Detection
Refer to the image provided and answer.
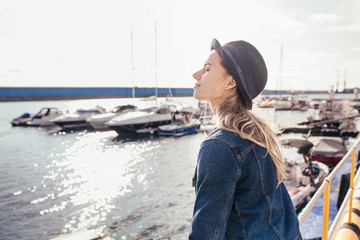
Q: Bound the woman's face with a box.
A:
[193,50,233,104]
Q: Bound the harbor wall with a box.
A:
[1,87,356,101]
[0,87,195,101]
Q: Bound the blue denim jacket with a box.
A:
[189,129,302,240]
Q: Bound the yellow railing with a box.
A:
[297,136,360,240]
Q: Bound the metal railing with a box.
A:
[297,136,360,240]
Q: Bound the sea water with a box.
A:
[0,95,358,239]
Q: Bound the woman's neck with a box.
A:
[209,100,220,116]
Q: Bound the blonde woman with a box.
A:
[189,39,302,240]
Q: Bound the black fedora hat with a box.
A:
[211,38,267,110]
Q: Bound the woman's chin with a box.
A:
[193,91,203,101]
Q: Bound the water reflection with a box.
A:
[27,130,164,235]
[112,132,161,143]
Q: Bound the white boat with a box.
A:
[292,100,309,111]
[350,98,360,112]
[139,95,157,101]
[158,109,199,136]
[27,107,63,127]
[158,121,200,136]
[199,122,216,134]
[284,158,329,211]
[11,113,33,126]
[317,99,358,121]
[274,97,293,111]
[309,99,322,109]
[51,106,106,130]
[281,138,330,211]
[281,137,347,169]
[257,98,273,108]
[106,104,183,134]
[87,105,137,131]
[306,136,347,169]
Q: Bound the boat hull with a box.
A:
[158,123,200,136]
[108,119,173,134]
[88,120,110,131]
[52,120,93,131]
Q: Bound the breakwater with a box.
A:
[2,87,356,102]
[0,87,194,101]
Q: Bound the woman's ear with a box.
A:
[225,77,237,90]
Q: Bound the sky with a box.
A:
[0,0,359,91]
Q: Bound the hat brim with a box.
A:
[211,38,253,110]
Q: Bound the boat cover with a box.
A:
[281,139,314,154]
[308,137,346,156]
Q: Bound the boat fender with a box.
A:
[302,167,312,177]
[335,222,360,240]
[311,164,320,176]
[337,173,351,210]
[357,150,360,172]
[302,165,319,177]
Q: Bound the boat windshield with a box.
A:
[34,108,50,118]
[156,108,170,114]
[76,109,102,114]
[112,105,136,113]
[139,107,157,113]
[48,108,59,115]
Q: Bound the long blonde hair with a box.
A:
[212,88,285,187]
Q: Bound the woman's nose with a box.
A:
[193,70,201,80]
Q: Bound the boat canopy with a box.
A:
[281,139,314,154]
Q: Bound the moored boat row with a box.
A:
[11,100,202,137]
[277,94,360,216]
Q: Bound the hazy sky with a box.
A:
[0,0,359,90]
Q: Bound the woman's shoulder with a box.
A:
[204,128,254,150]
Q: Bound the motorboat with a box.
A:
[274,96,309,111]
[309,99,322,109]
[284,158,329,211]
[158,110,200,136]
[316,99,358,121]
[350,98,360,112]
[11,113,33,126]
[158,121,200,136]
[193,101,212,120]
[194,101,216,134]
[199,121,216,134]
[274,97,294,111]
[258,98,273,108]
[292,100,309,111]
[27,107,63,127]
[281,138,330,211]
[51,106,106,131]
[282,98,360,137]
[139,95,157,101]
[87,104,137,131]
[281,136,347,170]
[306,136,347,169]
[106,104,183,134]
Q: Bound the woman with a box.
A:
[189,39,302,240]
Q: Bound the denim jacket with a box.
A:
[189,129,302,240]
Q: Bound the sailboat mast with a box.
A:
[154,21,158,98]
[279,44,283,95]
[276,44,283,95]
[130,26,135,98]
[336,69,339,92]
[344,69,347,91]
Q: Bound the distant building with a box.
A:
[343,87,359,94]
